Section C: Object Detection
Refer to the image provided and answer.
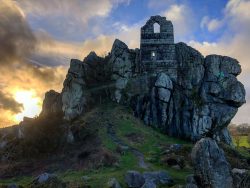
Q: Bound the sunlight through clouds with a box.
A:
[14,90,42,122]
[1,0,250,127]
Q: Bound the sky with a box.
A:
[0,0,249,127]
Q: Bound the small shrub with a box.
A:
[3,113,65,159]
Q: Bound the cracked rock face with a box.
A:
[61,59,86,121]
[40,16,245,145]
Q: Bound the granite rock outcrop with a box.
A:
[41,15,245,144]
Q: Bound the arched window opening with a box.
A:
[153,23,160,33]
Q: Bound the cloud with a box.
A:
[16,0,131,40]
[200,16,223,32]
[0,0,68,126]
[162,4,196,40]
[189,0,250,124]
[148,0,176,9]
[111,22,141,48]
[1,0,248,127]
[0,1,59,77]
[34,21,140,64]
[0,91,23,113]
[33,31,83,66]
[0,0,133,127]
[0,0,36,67]
[35,31,114,61]
[0,0,139,127]
[17,0,130,18]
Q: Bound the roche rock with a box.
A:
[191,138,233,188]
[47,15,245,144]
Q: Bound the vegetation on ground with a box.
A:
[0,103,250,187]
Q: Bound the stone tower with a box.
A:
[140,15,176,73]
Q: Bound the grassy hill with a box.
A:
[0,102,249,188]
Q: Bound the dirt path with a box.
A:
[107,123,149,169]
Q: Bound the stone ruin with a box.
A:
[40,15,246,145]
[140,15,176,74]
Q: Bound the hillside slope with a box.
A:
[0,102,194,187]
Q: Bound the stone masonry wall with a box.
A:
[140,15,176,72]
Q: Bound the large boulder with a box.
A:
[191,138,233,188]
[141,181,156,188]
[125,170,173,188]
[107,178,121,188]
[125,171,145,188]
[232,168,250,188]
[30,173,66,188]
[142,171,173,185]
[184,174,198,188]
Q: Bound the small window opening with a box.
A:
[151,51,156,60]
[153,23,160,33]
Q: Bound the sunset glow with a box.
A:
[14,90,42,122]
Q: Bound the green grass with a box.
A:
[102,103,193,185]
[115,114,190,153]
[237,147,250,158]
[230,135,250,159]
[58,152,139,187]
[0,176,32,187]
[232,135,250,148]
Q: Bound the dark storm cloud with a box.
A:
[0,91,23,113]
[0,1,36,67]
[0,0,65,79]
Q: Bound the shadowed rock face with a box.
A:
[40,90,62,117]
[41,16,245,144]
